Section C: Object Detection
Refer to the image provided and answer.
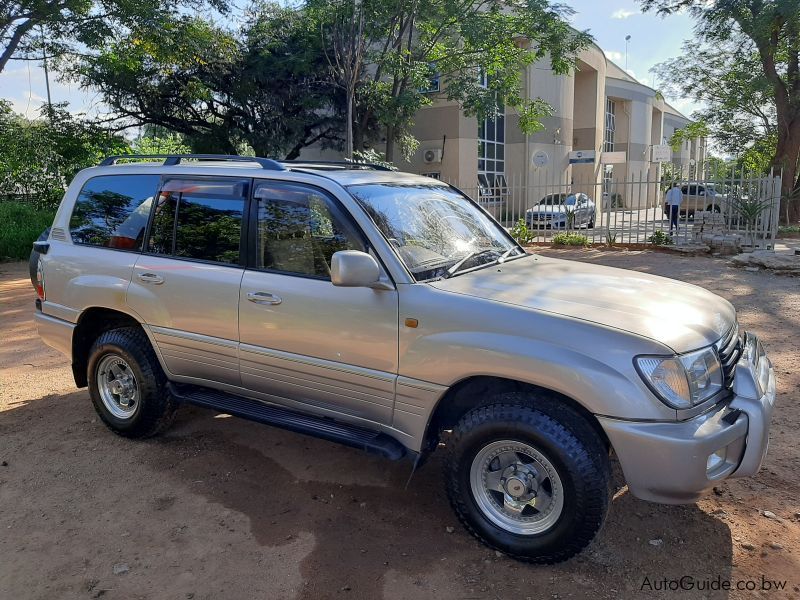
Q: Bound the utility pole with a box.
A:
[40,27,52,115]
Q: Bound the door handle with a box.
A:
[137,272,164,285]
[247,291,282,305]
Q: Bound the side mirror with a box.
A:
[331,250,382,288]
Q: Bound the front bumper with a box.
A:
[526,217,566,229]
[599,334,776,504]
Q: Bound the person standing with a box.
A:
[665,182,683,235]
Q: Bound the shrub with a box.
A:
[552,232,588,246]
[510,218,535,244]
[648,230,674,246]
[0,202,56,260]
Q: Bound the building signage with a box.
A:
[568,150,596,164]
[532,150,550,168]
[652,144,672,163]
[601,151,627,164]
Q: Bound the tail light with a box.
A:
[35,258,45,300]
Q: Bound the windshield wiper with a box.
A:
[497,247,519,263]
[445,249,496,278]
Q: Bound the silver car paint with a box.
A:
[127,255,245,386]
[34,162,776,505]
[238,269,398,424]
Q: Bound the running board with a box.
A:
[167,383,406,460]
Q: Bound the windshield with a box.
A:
[348,183,525,281]
[538,194,574,206]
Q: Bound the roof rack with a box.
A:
[280,160,394,172]
[99,154,286,171]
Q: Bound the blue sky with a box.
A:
[0,0,700,120]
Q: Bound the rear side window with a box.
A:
[147,178,247,265]
[69,175,159,250]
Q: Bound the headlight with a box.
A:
[635,346,723,409]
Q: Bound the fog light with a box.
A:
[707,448,727,473]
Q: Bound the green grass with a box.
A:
[0,201,56,261]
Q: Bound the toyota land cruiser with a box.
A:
[32,154,776,563]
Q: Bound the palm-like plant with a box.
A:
[731,195,776,246]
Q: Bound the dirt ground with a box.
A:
[1,250,799,600]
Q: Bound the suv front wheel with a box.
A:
[445,396,611,563]
[87,327,177,438]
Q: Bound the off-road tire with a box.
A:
[87,327,177,438]
[445,394,611,563]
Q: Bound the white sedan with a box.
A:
[525,193,596,229]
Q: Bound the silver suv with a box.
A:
[33,154,776,563]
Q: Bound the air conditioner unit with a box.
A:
[423,148,442,164]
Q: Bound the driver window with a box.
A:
[254,181,364,278]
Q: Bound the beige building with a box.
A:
[301,40,704,212]
[397,41,704,211]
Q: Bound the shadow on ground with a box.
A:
[0,389,738,600]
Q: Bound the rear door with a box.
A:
[237,180,399,425]
[126,177,248,387]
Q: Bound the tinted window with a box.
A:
[254,181,363,278]
[69,175,159,250]
[147,178,246,264]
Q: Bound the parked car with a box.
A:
[33,155,776,564]
[526,193,595,229]
[664,183,729,217]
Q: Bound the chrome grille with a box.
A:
[717,323,742,388]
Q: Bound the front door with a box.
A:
[127,176,248,387]
[238,180,398,425]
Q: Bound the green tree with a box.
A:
[0,101,129,207]
[310,0,590,162]
[131,133,191,155]
[640,0,800,222]
[73,5,343,158]
[0,0,227,74]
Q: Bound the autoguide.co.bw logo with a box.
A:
[640,574,787,592]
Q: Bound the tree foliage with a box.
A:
[640,0,800,222]
[72,3,345,158]
[310,0,589,161]
[70,0,588,163]
[0,101,128,207]
[0,0,227,74]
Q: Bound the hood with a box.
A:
[429,254,735,353]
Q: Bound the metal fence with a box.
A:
[442,168,782,250]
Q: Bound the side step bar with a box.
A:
[167,383,406,461]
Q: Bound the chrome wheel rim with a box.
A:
[469,440,564,535]
[96,354,139,420]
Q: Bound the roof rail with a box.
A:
[281,160,394,172]
[99,154,287,171]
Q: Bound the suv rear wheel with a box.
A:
[87,327,177,438]
[444,396,611,563]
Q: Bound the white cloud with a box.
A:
[611,8,639,19]
[604,50,624,62]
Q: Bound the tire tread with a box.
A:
[445,394,610,564]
